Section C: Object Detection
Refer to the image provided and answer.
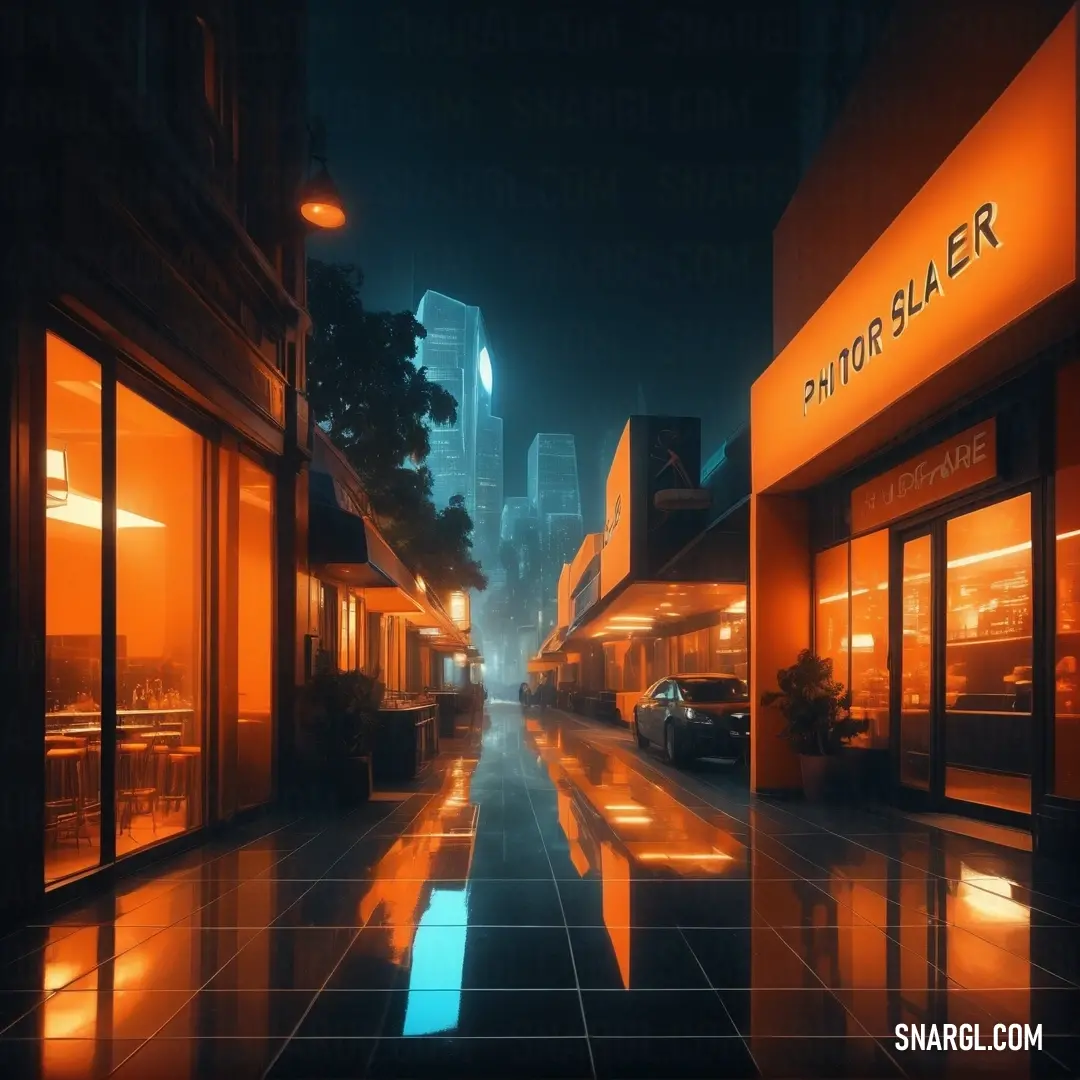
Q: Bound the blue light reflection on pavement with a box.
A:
[401,886,469,1036]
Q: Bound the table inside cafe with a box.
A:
[46,707,194,742]
[44,704,201,870]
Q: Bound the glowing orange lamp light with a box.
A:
[299,159,346,229]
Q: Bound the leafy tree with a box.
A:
[306,259,487,592]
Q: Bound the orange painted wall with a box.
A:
[749,492,809,793]
[774,0,1076,353]
[600,422,631,599]
[755,8,1077,495]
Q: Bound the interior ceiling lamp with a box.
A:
[46,447,69,508]
[299,119,346,230]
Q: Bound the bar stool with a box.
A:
[169,746,202,829]
[45,748,85,848]
[153,744,172,801]
[116,742,156,836]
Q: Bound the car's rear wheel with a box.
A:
[633,710,649,749]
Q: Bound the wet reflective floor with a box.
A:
[3,703,1080,1078]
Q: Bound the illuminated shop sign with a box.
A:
[803,204,1001,417]
[604,495,621,544]
[851,419,998,534]
[749,9,1075,495]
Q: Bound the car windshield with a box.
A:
[677,678,749,703]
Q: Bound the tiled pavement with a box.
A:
[2,703,1080,1078]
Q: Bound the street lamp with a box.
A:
[299,119,346,229]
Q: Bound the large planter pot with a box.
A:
[799,753,840,801]
[332,754,373,808]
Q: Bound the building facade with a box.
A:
[0,0,472,924]
[750,1,1080,855]
[541,511,585,635]
[533,417,748,722]
[501,496,534,543]
[1,0,311,918]
[413,290,504,575]
[527,433,581,522]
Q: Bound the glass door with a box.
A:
[943,493,1033,815]
[891,492,1036,820]
[895,532,934,794]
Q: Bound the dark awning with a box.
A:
[307,471,389,586]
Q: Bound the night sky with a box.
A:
[307,1,880,530]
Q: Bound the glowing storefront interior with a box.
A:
[44,333,276,885]
[533,417,747,722]
[749,6,1080,842]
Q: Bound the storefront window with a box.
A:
[236,456,274,810]
[850,530,890,747]
[318,583,337,667]
[338,592,357,672]
[115,384,206,855]
[677,629,710,673]
[944,494,1032,815]
[899,534,932,789]
[708,615,747,678]
[45,336,104,883]
[814,543,850,692]
[1054,466,1080,799]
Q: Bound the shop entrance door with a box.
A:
[891,492,1035,821]
[894,531,935,798]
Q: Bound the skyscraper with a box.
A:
[413,290,504,574]
[527,433,581,524]
[540,511,584,634]
[501,497,534,543]
[474,412,503,568]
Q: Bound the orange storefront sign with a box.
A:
[851,420,997,535]
[600,421,632,599]
[751,8,1076,494]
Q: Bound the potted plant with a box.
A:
[297,657,384,809]
[760,650,868,800]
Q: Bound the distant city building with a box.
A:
[527,433,581,526]
[413,290,504,574]
[501,496,534,544]
[540,511,584,635]
[475,413,503,568]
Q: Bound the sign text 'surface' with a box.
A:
[850,420,997,534]
[802,202,1001,417]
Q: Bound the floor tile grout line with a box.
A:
[759,912,912,1080]
[675,924,761,1075]
[98,798,411,1078]
[517,736,597,1079]
[574,708,1080,956]
[557,707,1066,916]
[257,768,456,1079]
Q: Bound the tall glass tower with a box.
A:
[501,496,534,543]
[414,290,504,574]
[527,433,581,525]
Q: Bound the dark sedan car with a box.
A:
[632,674,750,767]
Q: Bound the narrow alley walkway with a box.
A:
[1,704,1079,1078]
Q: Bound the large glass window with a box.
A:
[676,629,710,673]
[707,614,747,679]
[944,494,1032,814]
[1055,465,1080,799]
[899,534,932,790]
[236,457,274,810]
[45,335,104,883]
[850,531,890,746]
[115,384,207,855]
[814,543,849,692]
